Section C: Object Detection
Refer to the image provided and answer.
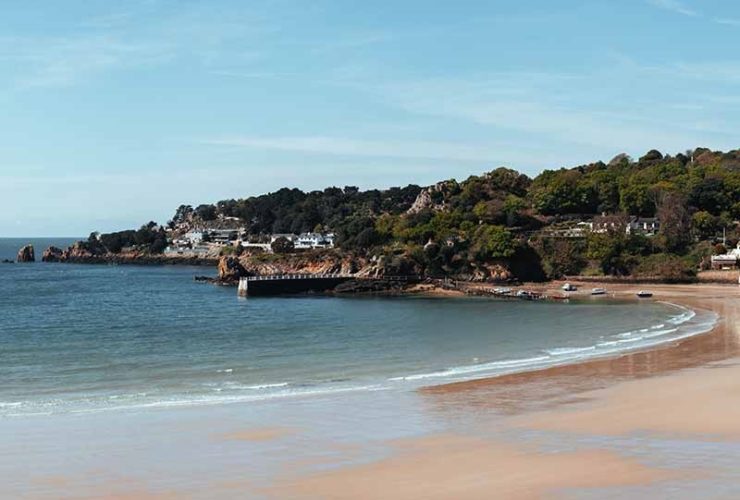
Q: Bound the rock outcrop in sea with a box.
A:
[16,245,35,262]
[217,256,249,283]
[41,246,64,262]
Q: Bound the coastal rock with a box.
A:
[407,181,455,214]
[61,241,104,262]
[16,245,35,263]
[237,250,369,277]
[470,263,514,282]
[42,246,64,262]
[218,256,248,282]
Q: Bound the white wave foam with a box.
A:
[388,355,552,381]
[243,382,289,390]
[546,346,596,356]
[81,384,388,413]
[641,328,678,339]
[213,381,290,392]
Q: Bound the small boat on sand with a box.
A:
[636,290,653,298]
[591,288,607,295]
[561,283,577,291]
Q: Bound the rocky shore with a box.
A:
[19,242,514,296]
[33,242,219,266]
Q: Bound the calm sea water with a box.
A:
[0,238,715,417]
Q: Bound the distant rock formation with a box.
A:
[42,246,64,262]
[16,245,35,262]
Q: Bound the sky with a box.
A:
[1,0,740,236]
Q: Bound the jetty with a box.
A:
[238,273,354,296]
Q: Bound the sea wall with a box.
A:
[238,276,353,296]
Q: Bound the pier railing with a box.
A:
[241,273,354,282]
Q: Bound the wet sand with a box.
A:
[272,282,740,498]
[268,435,677,499]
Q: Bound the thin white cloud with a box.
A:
[647,0,698,17]
[204,136,521,163]
[0,32,174,89]
[0,3,275,90]
[714,17,740,26]
[374,76,714,152]
[670,61,740,83]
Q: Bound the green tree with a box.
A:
[472,225,515,260]
[271,236,295,254]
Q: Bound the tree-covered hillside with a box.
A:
[89,147,740,281]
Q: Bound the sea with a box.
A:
[0,237,717,418]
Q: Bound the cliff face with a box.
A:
[406,180,457,214]
[16,245,35,262]
[238,251,374,277]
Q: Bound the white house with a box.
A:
[295,232,335,249]
[626,217,660,236]
[269,232,335,250]
[183,231,205,244]
[592,215,660,236]
[209,229,239,245]
[711,243,740,270]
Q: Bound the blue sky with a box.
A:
[1,0,739,236]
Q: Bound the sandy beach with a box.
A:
[270,282,740,499]
[4,281,740,499]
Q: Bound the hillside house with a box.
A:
[269,232,335,250]
[295,232,335,249]
[711,244,740,270]
[593,215,660,236]
[626,217,660,236]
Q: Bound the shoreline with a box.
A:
[424,282,737,400]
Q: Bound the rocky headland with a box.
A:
[35,242,219,266]
[213,251,376,284]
